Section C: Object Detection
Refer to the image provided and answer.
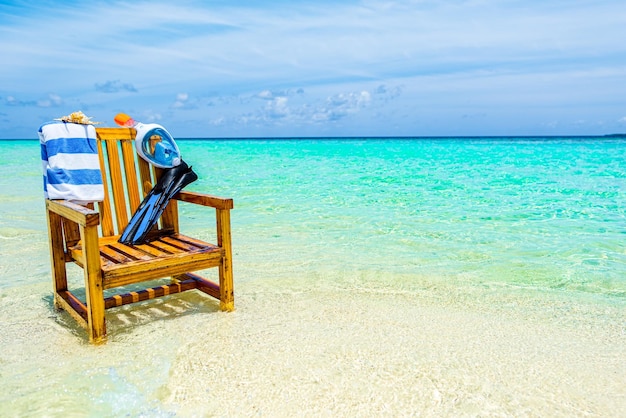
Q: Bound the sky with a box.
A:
[1,0,625,139]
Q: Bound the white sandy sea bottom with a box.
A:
[1,138,625,417]
[1,261,624,417]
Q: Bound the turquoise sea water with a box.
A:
[0,137,624,416]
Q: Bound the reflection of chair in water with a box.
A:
[45,127,234,344]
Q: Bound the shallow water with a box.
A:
[0,137,624,416]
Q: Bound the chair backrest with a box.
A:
[95,127,174,238]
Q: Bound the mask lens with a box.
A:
[141,127,180,167]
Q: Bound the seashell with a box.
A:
[54,110,101,125]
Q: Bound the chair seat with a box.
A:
[69,233,224,288]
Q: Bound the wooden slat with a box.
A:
[105,140,129,232]
[178,272,221,300]
[121,139,142,212]
[100,245,135,264]
[134,242,174,257]
[139,159,153,197]
[96,138,115,236]
[56,291,88,328]
[160,199,179,232]
[104,279,198,309]
[148,239,185,254]
[95,127,136,141]
[168,234,219,249]
[106,242,155,261]
[160,235,205,252]
[103,250,223,288]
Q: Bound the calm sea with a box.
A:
[0,137,624,416]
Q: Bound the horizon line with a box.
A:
[2,133,625,141]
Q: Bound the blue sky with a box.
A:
[1,0,625,138]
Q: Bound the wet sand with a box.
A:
[1,269,624,417]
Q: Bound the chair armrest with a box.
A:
[174,191,234,210]
[46,199,100,227]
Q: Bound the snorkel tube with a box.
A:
[114,113,181,168]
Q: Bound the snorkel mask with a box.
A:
[114,113,181,168]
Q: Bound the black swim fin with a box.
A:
[119,160,198,245]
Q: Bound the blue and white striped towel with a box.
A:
[39,121,104,202]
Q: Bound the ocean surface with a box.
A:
[0,137,624,417]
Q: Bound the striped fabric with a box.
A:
[39,121,104,202]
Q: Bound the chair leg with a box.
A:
[46,210,69,310]
[84,273,106,344]
[80,224,106,344]
[219,253,234,311]
[217,209,234,311]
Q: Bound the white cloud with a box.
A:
[3,93,62,108]
[37,94,63,108]
[137,111,162,123]
[313,91,372,122]
[5,95,35,107]
[242,88,377,127]
[265,96,289,119]
[172,93,188,107]
[171,93,199,110]
[255,89,303,101]
[257,90,273,100]
[95,80,137,93]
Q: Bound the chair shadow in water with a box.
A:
[44,278,222,343]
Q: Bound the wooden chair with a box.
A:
[45,127,234,344]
